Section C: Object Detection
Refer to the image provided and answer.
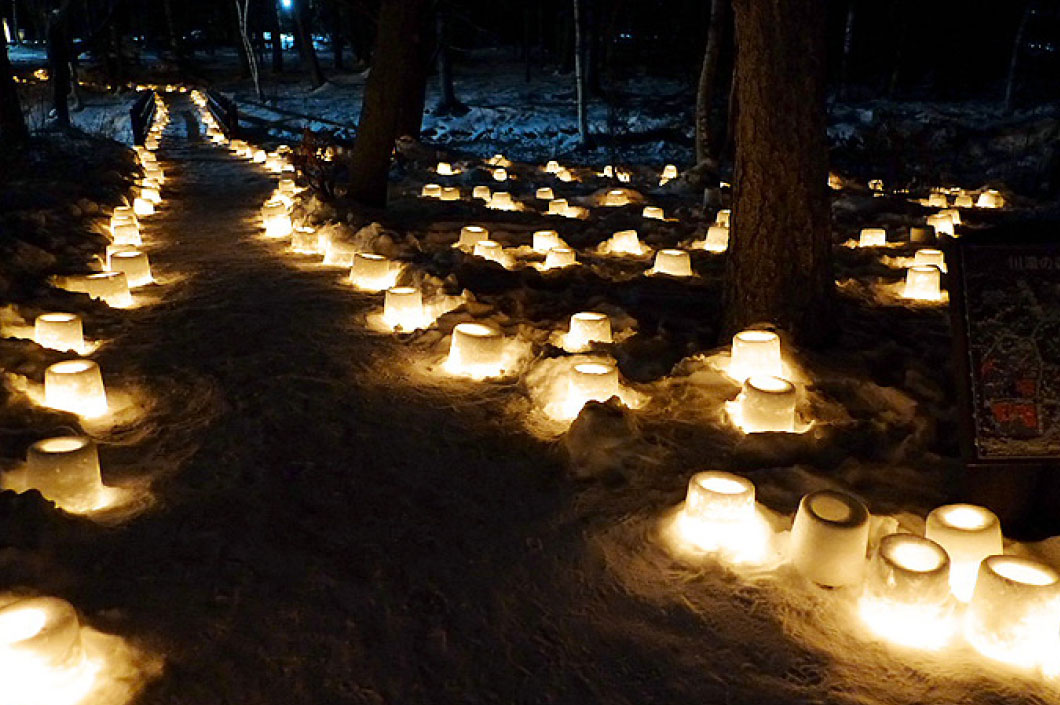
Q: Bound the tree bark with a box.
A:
[434,0,465,116]
[46,11,70,127]
[0,33,28,144]
[292,0,325,88]
[695,0,728,164]
[1004,0,1032,113]
[723,0,833,346]
[837,0,855,101]
[573,0,590,146]
[347,0,430,207]
[268,0,283,72]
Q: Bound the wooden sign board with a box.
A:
[951,228,1060,464]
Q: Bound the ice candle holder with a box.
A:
[44,359,108,417]
[23,436,105,512]
[925,504,1002,603]
[610,229,642,255]
[533,230,564,254]
[34,314,83,353]
[446,323,505,378]
[675,471,772,563]
[536,187,555,201]
[859,228,887,247]
[651,249,692,277]
[109,250,152,287]
[458,225,489,248]
[349,253,393,291]
[567,312,612,349]
[383,287,425,331]
[789,490,870,587]
[84,271,133,308]
[739,376,797,433]
[729,330,783,382]
[545,247,576,269]
[903,265,942,300]
[642,206,664,220]
[702,225,729,252]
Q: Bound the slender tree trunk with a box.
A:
[434,0,465,116]
[573,0,590,146]
[695,0,728,164]
[724,0,833,345]
[235,0,262,100]
[162,0,181,56]
[1004,0,1032,113]
[292,0,324,88]
[347,0,430,207]
[268,0,283,72]
[0,34,28,144]
[11,0,20,44]
[722,59,737,162]
[47,13,70,127]
[328,0,343,70]
[837,0,855,101]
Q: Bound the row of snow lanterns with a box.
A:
[670,472,1060,675]
[857,225,951,301]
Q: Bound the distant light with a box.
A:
[280,0,293,9]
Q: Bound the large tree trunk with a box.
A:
[292,0,324,88]
[434,0,466,116]
[268,0,283,73]
[1004,0,1032,113]
[572,0,590,146]
[695,0,728,164]
[347,0,430,208]
[46,13,70,127]
[723,0,833,346]
[0,34,28,144]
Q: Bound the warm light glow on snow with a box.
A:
[670,471,775,565]
[925,504,1003,603]
[859,228,887,247]
[349,253,398,292]
[444,323,506,379]
[382,287,428,332]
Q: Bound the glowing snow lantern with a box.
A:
[659,164,678,185]
[858,534,956,650]
[567,312,612,349]
[262,200,292,238]
[926,213,955,237]
[715,209,731,227]
[0,596,89,702]
[487,154,508,167]
[616,168,632,183]
[567,362,620,414]
[675,471,773,564]
[143,164,164,184]
[738,375,797,433]
[109,250,152,287]
[291,227,320,254]
[473,240,509,267]
[965,556,1060,670]
[547,199,569,216]
[44,360,107,417]
[445,323,505,378]
[492,168,508,182]
[604,189,630,207]
[602,165,614,178]
[610,229,643,255]
[349,253,394,291]
[132,197,155,217]
[488,192,516,210]
[545,160,561,174]
[110,206,136,229]
[383,287,426,331]
[440,186,461,201]
[472,185,491,201]
[533,230,564,254]
[34,313,83,353]
[421,183,442,198]
[536,187,555,201]
[859,228,887,247]
[556,168,574,182]
[729,330,783,383]
[545,247,576,269]
[903,265,942,300]
[436,162,455,176]
[252,149,267,163]
[22,436,107,512]
[278,178,297,197]
[642,206,664,220]
[651,249,692,277]
[925,504,1002,603]
[940,208,962,226]
[927,193,948,208]
[789,490,870,587]
[323,240,357,267]
[702,225,729,253]
[84,271,133,308]
[111,220,142,246]
[458,225,489,248]
[913,248,946,272]
[976,190,1004,209]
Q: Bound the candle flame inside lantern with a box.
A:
[673,471,774,565]
[44,359,108,418]
[859,228,887,247]
[858,534,957,650]
[532,230,565,254]
[925,504,1003,603]
[444,323,506,379]
[566,312,612,351]
[536,187,555,201]
[382,287,427,332]
[903,265,942,300]
[349,253,397,292]
[544,247,576,270]
[728,330,783,383]
[651,249,692,277]
[34,314,83,353]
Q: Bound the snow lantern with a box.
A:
[976,190,1004,209]
[610,229,643,256]
[729,330,783,383]
[473,240,509,268]
[383,287,426,332]
[85,271,133,308]
[262,200,293,239]
[925,504,1002,603]
[492,168,508,182]
[926,213,955,237]
[913,248,946,272]
[940,208,962,226]
[110,206,137,229]
[858,534,956,650]
[675,471,773,564]
[252,149,267,164]
[278,178,297,197]
[659,164,678,185]
[458,225,489,248]
[536,187,555,201]
[566,361,620,415]
[139,179,162,205]
[111,220,142,247]
[544,247,577,270]
[642,206,664,220]
[548,199,569,216]
[132,197,154,217]
[954,194,974,208]
[0,596,89,703]
[533,230,565,254]
[23,436,107,513]
[545,160,561,174]
[604,190,630,207]
[44,359,107,417]
[436,162,455,176]
[789,490,870,587]
[715,209,731,228]
[903,265,942,300]
[651,249,692,277]
[440,186,461,201]
[738,375,796,433]
[472,185,491,201]
[701,225,729,253]
[488,192,516,211]
[108,251,152,287]
[349,253,395,292]
[140,150,157,164]
[965,556,1060,669]
[323,240,357,267]
[616,168,632,183]
[859,228,887,247]
[486,154,508,167]
[34,314,83,353]
[556,168,574,183]
[143,164,164,184]
[421,184,442,198]
[567,312,612,350]
[927,193,948,208]
[291,227,320,254]
[445,323,505,378]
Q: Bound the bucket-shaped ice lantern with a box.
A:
[740,376,797,433]
[143,165,163,184]
[715,209,731,227]
[652,249,692,277]
[569,362,620,407]
[604,190,629,207]
[84,271,133,308]
[926,214,955,237]
[436,161,454,176]
[927,193,948,208]
[954,194,974,208]
[349,253,392,291]
[278,178,297,197]
[34,313,83,353]
[789,490,870,587]
[24,436,104,512]
[44,359,107,417]
[492,168,507,182]
[913,248,946,272]
[548,199,568,216]
[545,247,576,269]
[859,228,887,247]
[536,187,555,201]
[323,240,357,267]
[702,225,729,252]
[472,185,491,201]
[140,179,161,205]
[421,183,442,198]
[610,229,642,255]
[132,197,154,217]
[642,206,664,220]
[459,226,489,248]
[383,287,424,331]
[110,206,137,231]
[729,330,783,382]
[976,190,1003,209]
[291,227,320,254]
[925,504,1002,603]
[965,556,1060,668]
[0,596,84,678]
[533,230,564,254]
[473,240,507,267]
[489,192,515,210]
[109,250,152,287]
[676,471,772,563]
[545,160,560,174]
[903,265,942,300]
[447,323,505,377]
[110,219,142,247]
[440,186,461,201]
[568,312,612,348]
[262,200,292,238]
